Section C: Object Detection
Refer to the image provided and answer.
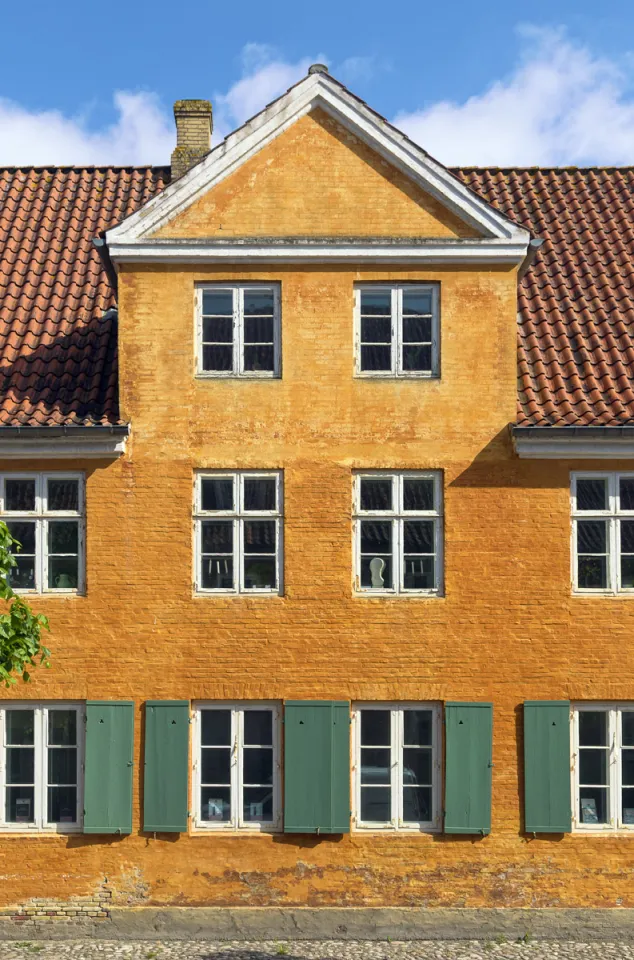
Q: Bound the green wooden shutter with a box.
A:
[284,700,350,834]
[444,702,493,835]
[84,701,134,834]
[144,701,189,832]
[524,701,571,833]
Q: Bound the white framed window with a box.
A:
[353,471,443,595]
[0,703,83,832]
[354,284,439,377]
[352,703,441,831]
[194,471,283,594]
[196,283,281,378]
[0,473,84,593]
[572,703,634,831]
[192,702,281,832]
[571,472,634,594]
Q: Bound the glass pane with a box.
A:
[48,749,77,785]
[202,316,233,343]
[403,556,435,590]
[404,520,434,553]
[403,478,434,512]
[201,786,231,822]
[620,478,634,511]
[201,556,233,590]
[48,520,78,554]
[360,290,391,315]
[623,788,634,824]
[580,787,607,824]
[202,345,232,372]
[244,345,274,372]
[244,710,272,746]
[621,556,634,589]
[6,710,34,745]
[576,477,607,511]
[6,786,34,823]
[7,748,34,784]
[360,747,391,784]
[402,345,433,372]
[623,713,634,746]
[577,555,607,589]
[577,522,607,556]
[244,478,276,512]
[5,479,35,512]
[202,291,233,315]
[360,520,392,553]
[243,786,273,822]
[244,557,276,590]
[402,316,432,343]
[244,291,274,316]
[579,711,608,746]
[360,786,391,822]
[579,749,607,785]
[47,479,79,512]
[622,520,634,553]
[201,479,234,512]
[48,710,76,746]
[361,710,390,746]
[6,520,35,553]
[403,786,432,822]
[404,710,432,746]
[403,748,432,785]
[402,290,433,315]
[244,316,274,343]
[201,710,231,746]
[201,748,231,785]
[48,786,77,823]
[243,520,276,553]
[243,749,273,785]
[201,521,233,552]
[622,749,634,786]
[361,316,391,343]
[360,555,392,589]
[360,345,391,372]
[48,556,79,591]
[359,478,392,512]
[8,556,35,591]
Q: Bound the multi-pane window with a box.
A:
[0,704,82,831]
[0,474,84,593]
[196,284,280,377]
[355,284,439,377]
[193,703,281,831]
[353,472,443,594]
[572,704,634,830]
[571,473,634,593]
[194,472,282,594]
[353,704,441,830]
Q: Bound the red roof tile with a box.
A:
[1,163,633,427]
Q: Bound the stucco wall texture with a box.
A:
[1,115,633,911]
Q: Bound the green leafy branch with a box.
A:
[0,521,50,686]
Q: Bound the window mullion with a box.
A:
[236,517,242,594]
[38,519,45,594]
[393,288,400,376]
[395,517,402,595]
[235,710,242,829]
[235,289,242,376]
[37,707,46,830]
[615,709,622,828]
[393,709,400,829]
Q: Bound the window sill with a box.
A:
[353,590,443,599]
[0,826,82,835]
[572,590,634,598]
[190,826,281,835]
[355,373,439,380]
[193,590,283,598]
[572,827,634,835]
[11,589,84,597]
[195,373,280,380]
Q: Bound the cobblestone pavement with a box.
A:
[0,941,632,960]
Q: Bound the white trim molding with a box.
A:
[106,71,530,265]
[0,427,129,460]
[513,427,634,460]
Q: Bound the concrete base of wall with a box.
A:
[2,908,634,941]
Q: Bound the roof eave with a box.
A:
[513,425,634,459]
[0,424,130,459]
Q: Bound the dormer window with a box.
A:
[355,284,439,378]
[196,283,280,378]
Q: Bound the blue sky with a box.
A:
[2,0,634,166]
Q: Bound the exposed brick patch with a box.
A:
[1,884,112,924]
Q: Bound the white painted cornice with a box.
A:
[513,428,634,459]
[0,428,128,459]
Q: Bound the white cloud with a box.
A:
[0,91,173,166]
[394,27,634,166]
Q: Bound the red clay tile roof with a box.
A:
[0,166,168,426]
[1,163,633,427]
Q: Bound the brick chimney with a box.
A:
[170,100,212,181]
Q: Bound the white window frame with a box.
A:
[352,702,442,832]
[195,282,281,378]
[194,471,283,595]
[353,471,443,596]
[0,473,85,594]
[354,283,440,378]
[571,702,634,832]
[571,471,634,595]
[0,702,84,833]
[192,701,282,832]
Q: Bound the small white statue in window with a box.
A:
[369,556,385,588]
